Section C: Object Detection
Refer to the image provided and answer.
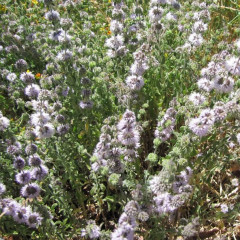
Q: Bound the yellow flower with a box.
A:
[32,0,38,4]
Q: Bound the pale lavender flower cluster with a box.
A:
[225,53,240,77]
[5,139,44,200]
[0,111,10,131]
[27,86,68,137]
[15,59,28,72]
[45,10,60,22]
[1,140,43,227]
[198,52,235,94]
[59,0,81,8]
[1,109,53,229]
[30,102,55,139]
[220,204,229,213]
[56,49,73,62]
[79,77,93,109]
[110,20,124,35]
[45,11,73,61]
[237,133,240,145]
[112,1,126,20]
[200,52,240,144]
[49,18,73,43]
[111,201,138,240]
[188,108,215,137]
[25,83,41,99]
[6,72,17,82]
[106,1,127,58]
[92,110,140,173]
[0,198,42,228]
[117,109,140,162]
[111,193,150,239]
[16,64,41,99]
[179,3,210,52]
[91,131,110,172]
[235,39,240,53]
[150,167,193,216]
[6,140,22,156]
[124,2,152,92]
[92,118,124,173]
[0,183,6,196]
[106,34,127,58]
[20,71,35,84]
[149,0,180,29]
[81,220,101,239]
[125,45,149,91]
[188,96,234,136]
[126,0,180,93]
[154,107,177,142]
[188,92,206,106]
[148,2,164,26]
[187,44,239,137]
[49,28,72,43]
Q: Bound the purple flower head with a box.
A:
[20,72,35,84]
[197,78,213,92]
[149,6,163,23]
[213,105,227,122]
[126,75,144,91]
[153,192,176,214]
[221,204,228,213]
[189,118,211,137]
[225,56,240,76]
[0,116,10,131]
[27,212,43,228]
[0,183,6,195]
[55,114,65,123]
[15,59,28,71]
[199,108,215,125]
[15,170,32,185]
[3,199,20,216]
[213,75,234,93]
[31,112,50,127]
[189,92,206,106]
[57,124,70,135]
[45,10,60,22]
[13,156,25,170]
[81,220,101,239]
[79,100,93,109]
[118,129,140,146]
[25,84,41,98]
[7,144,21,156]
[20,183,41,199]
[32,165,49,181]
[35,124,55,139]
[28,154,42,167]
[62,86,70,97]
[13,206,31,224]
[25,143,38,155]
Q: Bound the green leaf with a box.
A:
[104,196,114,203]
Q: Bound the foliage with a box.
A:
[0,0,240,239]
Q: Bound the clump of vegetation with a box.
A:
[0,0,240,239]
